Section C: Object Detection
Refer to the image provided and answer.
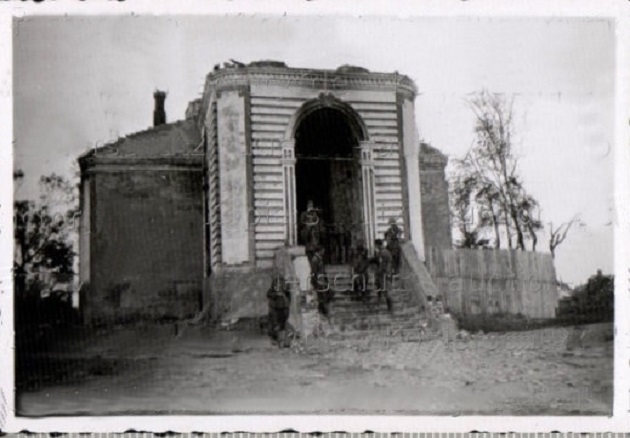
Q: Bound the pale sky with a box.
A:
[13,15,615,286]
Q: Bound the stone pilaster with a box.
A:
[359,141,377,255]
[281,141,297,246]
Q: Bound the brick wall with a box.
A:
[86,168,204,324]
[418,144,452,254]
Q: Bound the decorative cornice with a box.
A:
[80,155,204,174]
[203,66,417,97]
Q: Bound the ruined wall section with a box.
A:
[419,144,453,254]
[86,166,204,323]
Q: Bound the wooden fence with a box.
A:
[425,248,558,318]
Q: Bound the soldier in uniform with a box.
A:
[352,243,370,302]
[310,246,331,317]
[266,274,292,347]
[300,200,321,263]
[384,217,402,274]
[374,239,394,312]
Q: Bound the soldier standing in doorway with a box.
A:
[300,200,321,263]
[374,239,394,312]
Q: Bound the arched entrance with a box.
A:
[294,107,364,264]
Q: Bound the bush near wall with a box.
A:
[556,272,613,324]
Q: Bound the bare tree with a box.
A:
[450,90,584,255]
[455,90,538,250]
[450,160,501,249]
[450,173,477,248]
[518,194,543,251]
[549,215,583,259]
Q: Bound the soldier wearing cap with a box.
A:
[352,243,370,302]
[266,274,292,347]
[310,246,331,317]
[384,217,402,273]
[374,239,394,312]
[300,200,321,263]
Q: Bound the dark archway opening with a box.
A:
[295,107,364,264]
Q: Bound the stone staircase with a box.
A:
[324,264,430,341]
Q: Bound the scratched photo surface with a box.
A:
[13,15,614,416]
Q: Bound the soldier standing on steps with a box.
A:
[384,217,402,273]
[375,239,394,312]
[266,274,292,347]
[352,243,370,303]
[310,246,331,317]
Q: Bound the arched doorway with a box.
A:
[294,107,364,264]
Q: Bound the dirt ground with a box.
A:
[16,322,613,416]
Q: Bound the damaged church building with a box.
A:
[78,61,558,326]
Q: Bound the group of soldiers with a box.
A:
[265,200,404,346]
[352,217,402,312]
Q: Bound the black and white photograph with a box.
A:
[3,9,622,426]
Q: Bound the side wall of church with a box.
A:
[84,168,204,323]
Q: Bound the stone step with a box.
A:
[330,295,412,308]
[331,304,422,315]
[331,305,414,316]
[336,289,419,303]
[305,264,430,341]
[331,315,422,330]
[324,266,353,275]
[331,306,411,317]
[331,308,425,324]
[331,302,419,314]
[331,317,424,330]
[328,326,432,341]
[329,285,410,294]
[331,307,423,320]
[330,289,411,298]
[322,282,410,293]
[331,313,422,323]
[329,285,408,293]
[331,299,412,308]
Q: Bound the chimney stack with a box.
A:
[153,90,167,127]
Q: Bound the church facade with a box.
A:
[78,61,452,324]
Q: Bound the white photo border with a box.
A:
[1,0,628,433]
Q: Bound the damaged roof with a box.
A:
[79,119,203,168]
[419,142,448,168]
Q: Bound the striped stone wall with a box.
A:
[247,90,406,268]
